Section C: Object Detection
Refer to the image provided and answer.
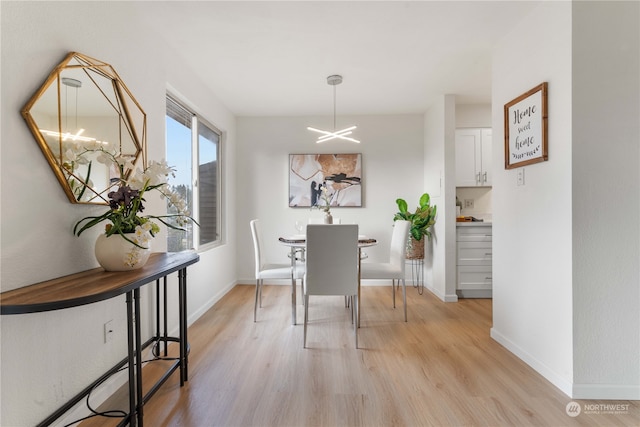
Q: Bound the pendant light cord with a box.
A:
[333,84,337,130]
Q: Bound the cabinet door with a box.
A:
[480,129,492,186]
[455,129,481,187]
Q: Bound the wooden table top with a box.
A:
[0,252,199,315]
[279,236,377,245]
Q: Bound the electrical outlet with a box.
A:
[104,320,114,343]
[517,169,525,186]
[464,199,474,209]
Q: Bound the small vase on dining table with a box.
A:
[323,212,333,224]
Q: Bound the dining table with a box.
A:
[278,233,377,326]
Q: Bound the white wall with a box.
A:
[0,2,237,425]
[491,1,575,396]
[571,1,639,399]
[424,95,458,301]
[236,115,424,283]
[491,0,640,400]
[455,104,491,128]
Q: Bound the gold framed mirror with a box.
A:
[22,52,146,204]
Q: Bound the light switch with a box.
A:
[517,169,525,186]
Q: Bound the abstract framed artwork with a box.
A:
[289,153,362,208]
[504,82,548,169]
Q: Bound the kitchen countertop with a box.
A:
[456,221,492,227]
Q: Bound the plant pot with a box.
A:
[406,237,425,260]
[95,233,151,271]
[323,212,333,224]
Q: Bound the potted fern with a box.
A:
[393,193,437,259]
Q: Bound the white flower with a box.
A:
[96,151,113,165]
[116,156,136,173]
[102,141,118,154]
[126,167,146,190]
[125,246,144,267]
[133,225,152,247]
[63,149,78,164]
[84,139,102,151]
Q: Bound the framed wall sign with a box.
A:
[289,153,362,208]
[504,82,548,169]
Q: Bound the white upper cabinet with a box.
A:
[455,128,492,187]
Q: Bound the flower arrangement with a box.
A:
[315,184,332,213]
[73,146,196,266]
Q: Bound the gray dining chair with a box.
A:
[250,219,304,322]
[304,224,359,348]
[360,220,411,321]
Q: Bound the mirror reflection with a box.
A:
[22,52,146,204]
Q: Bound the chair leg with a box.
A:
[259,279,263,307]
[349,296,354,324]
[303,294,309,348]
[254,278,260,322]
[401,278,407,322]
[354,294,359,349]
[392,279,396,308]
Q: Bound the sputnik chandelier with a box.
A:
[307,74,360,143]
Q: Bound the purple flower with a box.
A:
[108,185,143,212]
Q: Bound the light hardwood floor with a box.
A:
[82,284,639,426]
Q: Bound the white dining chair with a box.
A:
[308,217,341,224]
[360,220,411,321]
[304,224,359,348]
[250,219,304,322]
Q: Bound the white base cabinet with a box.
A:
[456,224,492,298]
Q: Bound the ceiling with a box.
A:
[137,1,540,117]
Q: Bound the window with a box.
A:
[166,95,221,251]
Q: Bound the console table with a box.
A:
[0,251,200,427]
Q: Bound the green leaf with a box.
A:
[396,198,408,214]
[419,193,430,209]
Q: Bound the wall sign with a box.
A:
[504,82,548,169]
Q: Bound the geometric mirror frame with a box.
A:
[21,52,146,204]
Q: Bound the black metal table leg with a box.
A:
[125,291,136,427]
[182,268,188,382]
[134,288,143,426]
[178,268,186,385]
[163,276,168,357]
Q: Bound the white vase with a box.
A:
[323,212,333,224]
[95,233,151,271]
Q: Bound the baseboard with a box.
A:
[188,279,237,326]
[572,384,640,400]
[237,279,400,287]
[490,327,573,397]
[427,284,458,302]
[456,289,492,298]
[491,328,640,400]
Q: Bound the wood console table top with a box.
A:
[1,252,199,315]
